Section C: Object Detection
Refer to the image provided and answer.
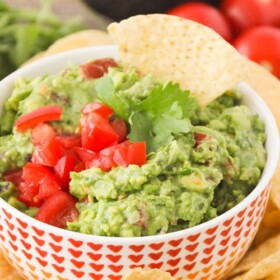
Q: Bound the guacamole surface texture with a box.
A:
[0,62,266,237]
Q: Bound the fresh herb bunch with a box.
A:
[0,0,84,79]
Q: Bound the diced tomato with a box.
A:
[32,136,61,167]
[22,163,55,183]
[93,58,118,71]
[18,181,41,207]
[15,105,62,132]
[80,58,118,79]
[74,161,86,172]
[57,134,81,149]
[31,123,56,146]
[112,141,146,167]
[86,154,115,171]
[80,112,119,152]
[81,102,114,118]
[3,169,23,186]
[37,176,61,200]
[128,142,146,166]
[194,132,207,148]
[35,191,79,228]
[21,163,61,202]
[54,155,76,191]
[75,147,98,162]
[111,117,128,143]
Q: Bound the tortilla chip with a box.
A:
[0,250,22,280]
[228,233,280,278]
[231,251,280,280]
[244,60,280,131]
[23,29,113,65]
[122,268,174,280]
[265,271,280,280]
[45,29,113,55]
[108,14,247,106]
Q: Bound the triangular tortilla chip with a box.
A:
[108,14,247,106]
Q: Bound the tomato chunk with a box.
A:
[35,191,78,228]
[15,105,62,132]
[80,58,118,79]
[194,132,207,148]
[54,155,76,191]
[3,169,23,186]
[128,142,146,166]
[111,117,127,143]
[75,147,98,162]
[30,124,61,167]
[18,182,41,207]
[80,112,119,152]
[57,134,81,149]
[21,163,61,202]
[81,102,114,118]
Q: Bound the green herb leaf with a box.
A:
[95,76,130,120]
[96,72,197,153]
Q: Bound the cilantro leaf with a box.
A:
[95,72,198,153]
[95,76,130,121]
[133,82,196,118]
[153,115,191,148]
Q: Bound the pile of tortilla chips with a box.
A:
[1,14,280,280]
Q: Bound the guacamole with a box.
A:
[0,61,266,237]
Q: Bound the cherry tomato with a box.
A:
[15,105,62,132]
[110,117,128,143]
[80,112,119,152]
[167,2,233,41]
[233,26,280,79]
[80,58,118,79]
[81,102,114,118]
[35,191,78,228]
[220,0,280,35]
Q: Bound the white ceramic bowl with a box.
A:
[0,46,279,280]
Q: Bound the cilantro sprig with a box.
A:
[96,74,197,152]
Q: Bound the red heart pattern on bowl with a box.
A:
[0,183,270,279]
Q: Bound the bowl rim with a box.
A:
[0,45,279,244]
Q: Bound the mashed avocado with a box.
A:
[0,63,266,237]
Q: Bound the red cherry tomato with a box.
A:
[35,191,78,228]
[15,105,62,132]
[220,0,280,35]
[167,2,233,41]
[233,26,280,79]
[80,58,118,79]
